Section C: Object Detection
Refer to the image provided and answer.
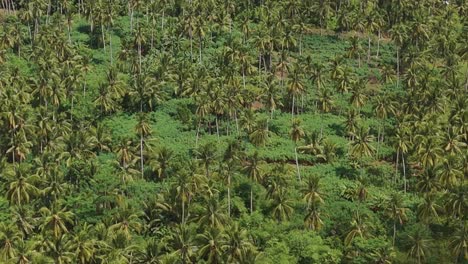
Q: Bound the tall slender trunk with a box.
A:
[140,134,144,178]
[234,111,239,135]
[195,120,201,147]
[299,34,303,55]
[291,95,295,118]
[198,35,202,64]
[109,28,113,65]
[250,186,253,214]
[227,175,231,217]
[181,200,185,224]
[130,8,134,32]
[295,147,301,181]
[161,11,165,31]
[402,153,407,192]
[367,36,371,63]
[376,124,381,159]
[189,32,193,60]
[376,30,381,59]
[396,47,400,89]
[101,24,106,52]
[392,220,396,246]
[395,149,399,185]
[215,116,220,141]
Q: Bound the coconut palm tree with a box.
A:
[4,164,40,206]
[135,113,152,178]
[287,64,305,117]
[243,151,264,214]
[0,223,21,261]
[249,118,270,147]
[196,228,225,264]
[385,193,408,246]
[302,175,324,209]
[344,210,371,246]
[449,223,467,263]
[222,223,255,263]
[39,205,74,239]
[270,188,294,222]
[197,197,227,229]
[407,229,431,264]
[304,202,324,231]
[194,142,218,178]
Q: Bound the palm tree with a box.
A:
[449,224,467,263]
[222,223,255,263]
[287,65,305,117]
[109,206,142,240]
[407,229,431,264]
[385,193,408,246]
[4,164,40,206]
[304,203,324,231]
[197,197,227,229]
[317,87,334,137]
[389,24,406,89]
[196,227,225,264]
[350,126,375,175]
[72,224,97,264]
[373,94,395,158]
[0,223,21,261]
[243,151,264,214]
[249,118,270,147]
[393,125,411,191]
[417,194,442,224]
[11,206,36,238]
[116,138,136,169]
[169,224,193,264]
[135,113,152,178]
[290,118,304,181]
[149,146,174,180]
[195,142,218,178]
[347,36,364,67]
[302,175,324,209]
[270,188,294,222]
[344,211,371,246]
[39,206,74,239]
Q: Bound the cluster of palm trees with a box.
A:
[0,0,467,263]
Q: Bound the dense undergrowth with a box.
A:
[0,0,467,263]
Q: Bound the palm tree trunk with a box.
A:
[250,186,253,215]
[161,11,165,31]
[367,36,371,63]
[228,175,231,217]
[199,35,202,64]
[242,69,246,90]
[130,7,134,32]
[140,134,144,179]
[291,95,295,118]
[299,34,303,55]
[215,115,220,140]
[402,153,407,193]
[376,30,381,59]
[396,47,400,89]
[393,220,396,246]
[181,200,185,224]
[395,149,399,185]
[295,147,301,182]
[109,27,113,65]
[189,32,193,60]
[196,120,201,147]
[320,113,324,139]
[234,110,239,135]
[376,124,381,159]
[101,24,106,52]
